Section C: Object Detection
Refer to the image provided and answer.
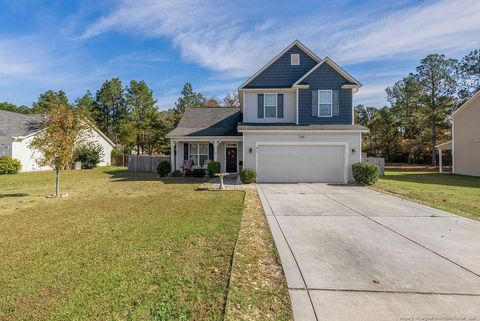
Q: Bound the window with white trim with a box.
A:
[318,90,332,117]
[188,143,209,167]
[291,54,300,65]
[264,93,277,118]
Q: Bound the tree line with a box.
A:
[355,49,480,165]
[1,81,239,155]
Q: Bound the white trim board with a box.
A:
[255,142,348,184]
[238,40,321,90]
[238,129,369,134]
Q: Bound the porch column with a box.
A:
[439,149,443,173]
[170,140,176,171]
[212,140,220,161]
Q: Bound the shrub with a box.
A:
[157,160,171,177]
[73,143,104,169]
[240,168,256,184]
[171,170,182,177]
[352,162,379,185]
[207,161,221,177]
[0,156,22,174]
[192,168,206,178]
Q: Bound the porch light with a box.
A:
[249,147,253,154]
[351,148,356,154]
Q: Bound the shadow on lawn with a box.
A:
[382,171,480,188]
[0,193,28,198]
[104,169,209,184]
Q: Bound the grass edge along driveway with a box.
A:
[371,166,480,222]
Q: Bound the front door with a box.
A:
[226,147,237,173]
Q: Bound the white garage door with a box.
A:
[257,144,346,183]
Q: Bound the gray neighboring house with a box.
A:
[436,90,480,176]
[0,110,115,171]
[166,40,368,183]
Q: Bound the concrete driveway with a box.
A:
[257,183,480,321]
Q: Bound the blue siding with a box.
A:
[245,45,317,88]
[298,64,353,125]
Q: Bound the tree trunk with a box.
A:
[55,168,60,198]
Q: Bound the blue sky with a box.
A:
[1,0,480,110]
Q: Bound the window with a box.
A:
[264,93,277,118]
[0,146,5,156]
[291,53,300,65]
[188,143,209,167]
[318,90,332,117]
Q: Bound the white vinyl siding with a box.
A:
[243,91,296,123]
[318,90,332,117]
[264,94,277,118]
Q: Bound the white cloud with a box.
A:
[82,0,480,79]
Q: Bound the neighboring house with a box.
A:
[0,110,115,172]
[166,40,368,183]
[436,90,480,176]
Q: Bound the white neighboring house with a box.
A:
[0,110,115,172]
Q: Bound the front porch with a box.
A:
[170,137,243,174]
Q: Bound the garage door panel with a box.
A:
[257,145,345,183]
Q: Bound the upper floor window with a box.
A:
[291,54,300,65]
[318,90,332,117]
[264,93,277,118]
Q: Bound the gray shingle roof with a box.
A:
[166,107,242,137]
[0,110,44,137]
[237,123,368,131]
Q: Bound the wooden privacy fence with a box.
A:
[365,157,385,176]
[128,155,170,173]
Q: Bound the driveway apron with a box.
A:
[258,183,480,321]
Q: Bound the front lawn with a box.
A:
[0,167,245,320]
[372,166,480,221]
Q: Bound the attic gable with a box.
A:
[239,40,320,89]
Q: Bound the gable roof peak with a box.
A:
[292,56,362,89]
[238,40,321,89]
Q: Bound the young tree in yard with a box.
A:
[29,101,87,197]
[32,90,69,113]
[416,54,457,166]
[95,78,127,143]
[173,82,205,114]
[126,80,157,154]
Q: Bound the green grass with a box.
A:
[225,190,293,321]
[372,166,480,221]
[0,167,245,321]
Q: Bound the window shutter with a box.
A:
[277,94,284,118]
[311,90,318,117]
[333,90,340,116]
[183,143,188,161]
[257,94,264,118]
[209,143,214,161]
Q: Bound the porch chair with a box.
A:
[183,159,193,176]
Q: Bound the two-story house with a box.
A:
[166,40,368,183]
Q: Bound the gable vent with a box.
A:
[291,54,300,65]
